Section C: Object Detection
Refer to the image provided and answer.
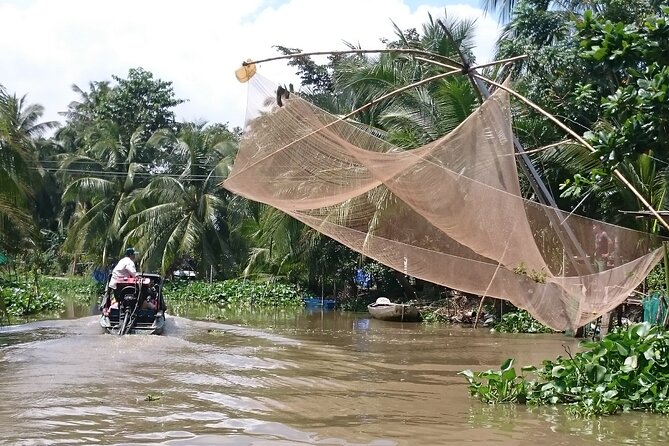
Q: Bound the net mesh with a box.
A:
[223,74,664,331]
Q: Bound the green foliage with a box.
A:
[38,276,103,301]
[0,85,57,254]
[57,67,187,265]
[0,278,64,316]
[494,310,554,333]
[577,6,669,167]
[512,262,548,283]
[273,45,335,95]
[646,263,666,291]
[107,67,182,140]
[0,275,100,320]
[338,293,370,312]
[420,309,449,323]
[463,322,669,416]
[494,0,669,229]
[165,279,302,308]
[123,122,239,276]
[461,359,537,404]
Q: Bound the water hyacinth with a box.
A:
[461,322,669,416]
[494,310,554,333]
[166,279,303,308]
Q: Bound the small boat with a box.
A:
[367,297,421,322]
[99,273,167,335]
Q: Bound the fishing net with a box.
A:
[223,74,664,331]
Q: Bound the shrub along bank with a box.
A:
[165,279,303,307]
[0,276,305,320]
[0,276,101,317]
[494,310,554,333]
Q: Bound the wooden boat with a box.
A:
[99,273,167,335]
[367,297,421,322]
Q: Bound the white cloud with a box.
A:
[0,0,501,129]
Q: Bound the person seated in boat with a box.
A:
[141,280,159,312]
[100,248,139,313]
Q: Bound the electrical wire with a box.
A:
[28,166,228,180]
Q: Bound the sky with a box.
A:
[0,0,503,129]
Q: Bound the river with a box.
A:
[1,306,668,445]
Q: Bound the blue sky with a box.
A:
[0,0,502,128]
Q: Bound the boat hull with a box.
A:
[99,273,167,335]
[100,308,165,335]
[367,303,421,322]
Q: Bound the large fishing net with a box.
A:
[223,74,664,331]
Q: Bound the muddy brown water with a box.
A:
[1,306,668,445]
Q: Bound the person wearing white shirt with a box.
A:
[109,247,138,290]
[99,248,139,312]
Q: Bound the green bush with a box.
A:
[39,276,103,302]
[166,279,302,308]
[494,310,554,333]
[0,276,101,318]
[461,322,669,416]
[0,278,64,316]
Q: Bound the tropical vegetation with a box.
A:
[494,310,554,333]
[462,322,669,416]
[1,0,668,321]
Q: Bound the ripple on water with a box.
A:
[1,312,668,445]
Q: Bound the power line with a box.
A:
[37,159,228,168]
[29,166,228,180]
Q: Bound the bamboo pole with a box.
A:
[663,242,669,327]
[469,54,529,70]
[512,140,575,156]
[239,47,669,233]
[227,67,462,182]
[473,296,486,329]
[470,73,669,233]
[242,48,463,71]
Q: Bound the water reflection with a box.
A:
[0,303,666,445]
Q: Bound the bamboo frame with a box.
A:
[243,48,463,71]
[237,48,669,233]
[227,67,462,181]
[472,74,669,233]
[511,140,575,156]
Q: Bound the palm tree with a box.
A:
[240,202,312,282]
[59,123,144,268]
[334,13,479,148]
[0,85,58,252]
[121,122,239,276]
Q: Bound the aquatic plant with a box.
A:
[0,278,64,316]
[165,279,302,308]
[461,322,669,416]
[494,310,554,333]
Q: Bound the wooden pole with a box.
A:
[470,74,669,234]
[662,242,669,327]
[473,296,486,329]
[227,67,462,182]
[243,48,463,71]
